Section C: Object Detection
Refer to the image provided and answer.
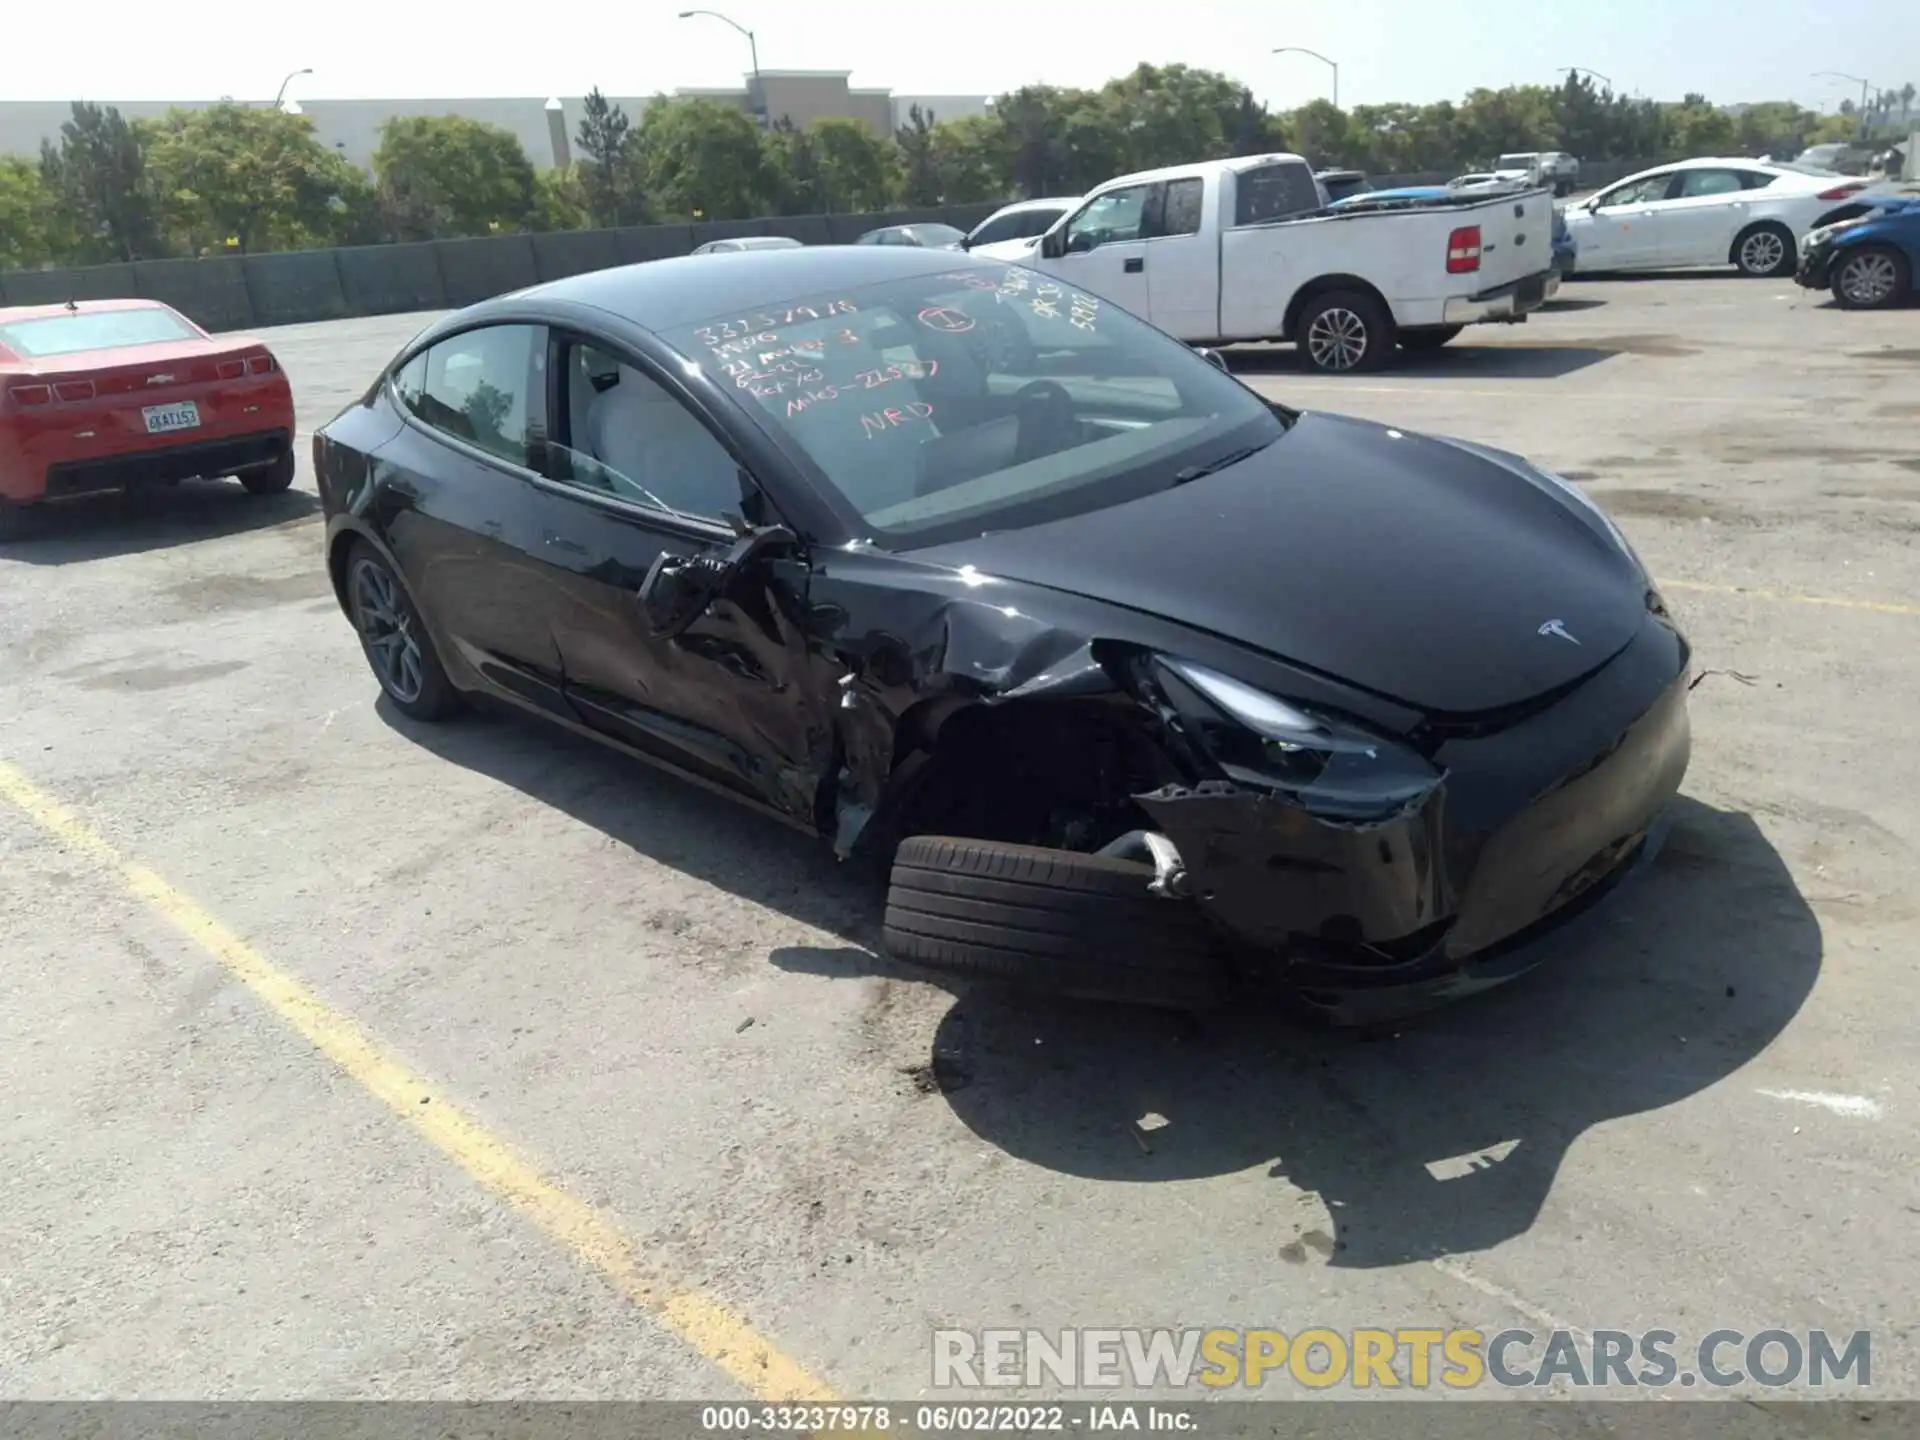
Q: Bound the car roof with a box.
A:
[0,297,176,324]
[1091,152,1314,191]
[504,245,988,332]
[987,197,1079,214]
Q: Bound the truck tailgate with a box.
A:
[1458,188,1554,291]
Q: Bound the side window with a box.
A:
[554,339,746,522]
[1600,173,1676,207]
[1019,209,1063,239]
[1677,169,1745,198]
[970,214,1020,247]
[1065,185,1150,251]
[1740,170,1780,189]
[1153,178,1205,238]
[404,324,541,466]
[1233,163,1320,225]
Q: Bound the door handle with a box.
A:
[1124,257,1145,273]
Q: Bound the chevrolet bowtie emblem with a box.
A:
[1538,619,1580,645]
[146,373,176,385]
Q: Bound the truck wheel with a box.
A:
[1400,325,1464,352]
[1732,222,1795,278]
[1831,246,1910,309]
[1297,289,1396,374]
[883,836,1228,1010]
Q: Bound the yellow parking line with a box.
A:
[1663,578,1920,618]
[0,760,834,1404]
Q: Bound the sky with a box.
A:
[8,0,1918,113]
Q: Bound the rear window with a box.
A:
[0,307,198,359]
[1233,163,1322,226]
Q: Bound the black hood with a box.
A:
[918,412,1650,717]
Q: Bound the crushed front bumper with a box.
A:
[1795,244,1838,290]
[1136,621,1692,1024]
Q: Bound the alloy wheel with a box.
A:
[1739,231,1786,275]
[348,556,425,704]
[1306,307,1369,371]
[1838,252,1899,307]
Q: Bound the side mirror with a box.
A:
[1065,231,1096,256]
[1193,346,1231,373]
[635,524,797,639]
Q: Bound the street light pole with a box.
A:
[679,9,766,129]
[1272,47,1339,110]
[272,67,313,110]
[1814,71,1873,140]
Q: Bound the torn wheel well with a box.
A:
[858,695,1189,859]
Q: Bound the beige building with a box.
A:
[0,79,993,170]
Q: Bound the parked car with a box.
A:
[313,244,1691,1022]
[963,198,1081,257]
[1448,170,1534,193]
[854,223,967,249]
[1561,158,1874,277]
[0,298,295,537]
[1495,151,1581,197]
[1018,154,1557,372]
[1314,168,1372,203]
[690,236,805,255]
[1797,197,1920,308]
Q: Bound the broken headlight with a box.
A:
[1146,657,1442,820]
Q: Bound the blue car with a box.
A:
[1796,197,1920,309]
[1329,186,1579,276]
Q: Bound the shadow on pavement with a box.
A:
[389,701,1819,1269]
[1537,296,1609,312]
[1226,341,1627,381]
[0,481,319,565]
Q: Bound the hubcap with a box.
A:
[349,557,425,704]
[1840,253,1898,305]
[1741,231,1785,274]
[1306,307,1369,371]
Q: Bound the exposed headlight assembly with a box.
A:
[1146,657,1441,820]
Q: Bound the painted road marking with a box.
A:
[1663,579,1920,618]
[0,759,834,1403]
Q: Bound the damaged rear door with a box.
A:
[527,328,836,825]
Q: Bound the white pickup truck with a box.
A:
[998,154,1558,373]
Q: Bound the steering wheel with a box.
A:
[1011,380,1079,464]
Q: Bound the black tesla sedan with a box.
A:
[315,246,1691,1022]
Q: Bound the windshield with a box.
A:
[0,306,197,358]
[663,263,1285,549]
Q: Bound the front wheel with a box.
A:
[344,540,463,721]
[240,450,296,495]
[1297,289,1396,374]
[1831,246,1910,309]
[1400,325,1464,352]
[1733,223,1795,278]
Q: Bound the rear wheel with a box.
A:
[1296,289,1396,374]
[1400,325,1464,352]
[883,836,1228,1010]
[343,540,462,721]
[0,500,31,541]
[240,450,296,495]
[1831,246,1910,309]
[1733,222,1795,278]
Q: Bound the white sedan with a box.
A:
[1562,158,1873,277]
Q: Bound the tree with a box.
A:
[576,87,642,226]
[809,118,900,212]
[1661,95,1740,158]
[635,98,771,220]
[930,115,1010,204]
[532,166,593,232]
[143,103,357,254]
[764,117,827,214]
[0,157,61,268]
[372,115,537,240]
[896,103,940,205]
[38,101,163,262]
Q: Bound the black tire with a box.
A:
[1830,246,1911,310]
[240,449,296,495]
[884,836,1228,1010]
[342,539,463,721]
[1732,222,1795,278]
[1296,289,1396,374]
[0,500,31,541]
[1399,325,1464,352]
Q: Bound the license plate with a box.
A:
[142,401,200,434]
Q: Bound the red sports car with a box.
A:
[0,298,297,537]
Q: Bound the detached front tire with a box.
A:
[884,836,1228,1010]
[1297,289,1396,374]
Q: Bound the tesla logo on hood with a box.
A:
[1538,619,1581,645]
